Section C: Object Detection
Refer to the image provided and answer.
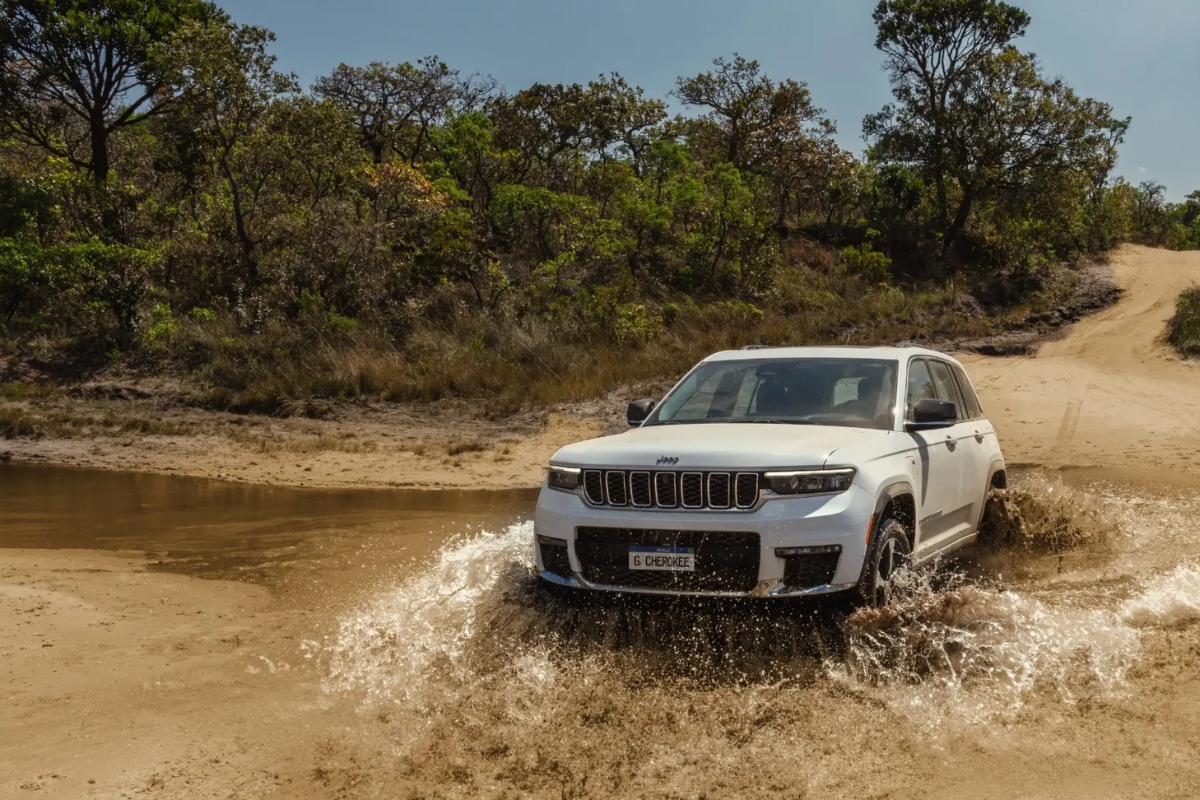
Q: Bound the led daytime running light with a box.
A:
[762,468,855,496]
[547,465,582,491]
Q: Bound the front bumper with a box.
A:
[534,483,874,598]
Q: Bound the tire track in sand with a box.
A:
[958,245,1200,482]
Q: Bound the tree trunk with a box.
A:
[90,117,110,187]
[944,187,975,300]
[91,116,125,239]
[220,155,258,284]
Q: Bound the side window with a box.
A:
[905,359,936,421]
[928,360,965,420]
[950,363,983,419]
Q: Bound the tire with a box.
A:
[855,517,913,607]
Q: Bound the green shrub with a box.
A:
[838,244,893,284]
[1169,287,1200,357]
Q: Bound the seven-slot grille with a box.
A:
[581,470,759,510]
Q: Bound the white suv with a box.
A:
[534,346,1005,605]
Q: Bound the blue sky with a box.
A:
[221,0,1199,199]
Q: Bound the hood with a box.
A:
[550,423,893,470]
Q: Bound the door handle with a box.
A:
[974,432,985,443]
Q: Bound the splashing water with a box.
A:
[1120,565,1200,628]
[325,521,536,703]
[312,487,1200,798]
[836,570,1143,724]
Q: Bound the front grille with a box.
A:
[681,472,705,508]
[655,472,677,507]
[708,473,731,509]
[782,552,840,590]
[575,527,760,592]
[537,535,572,578]
[579,469,763,511]
[735,473,759,508]
[583,471,605,505]
[629,472,652,507]
[605,471,628,506]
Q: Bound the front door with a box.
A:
[905,358,963,554]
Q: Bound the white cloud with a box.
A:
[1138,166,1148,173]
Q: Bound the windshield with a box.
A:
[646,357,899,431]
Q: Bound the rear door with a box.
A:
[949,361,995,530]
[926,359,979,543]
[905,358,963,553]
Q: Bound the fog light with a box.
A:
[775,544,842,557]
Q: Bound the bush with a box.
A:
[1169,287,1200,357]
[838,244,892,285]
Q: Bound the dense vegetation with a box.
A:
[1169,288,1200,358]
[0,0,1194,411]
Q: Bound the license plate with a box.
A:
[629,545,695,572]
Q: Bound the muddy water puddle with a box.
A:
[4,462,1200,798]
[0,462,535,589]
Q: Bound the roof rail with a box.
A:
[741,344,776,350]
[894,341,941,352]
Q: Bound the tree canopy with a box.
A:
[0,0,219,188]
[0,0,1193,406]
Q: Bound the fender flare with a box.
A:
[986,460,1007,489]
[974,460,1008,530]
[869,479,916,548]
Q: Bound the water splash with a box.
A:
[1120,565,1200,628]
[836,569,1142,723]
[325,521,535,703]
[314,494,1200,798]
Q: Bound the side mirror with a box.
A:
[906,398,957,431]
[627,399,657,427]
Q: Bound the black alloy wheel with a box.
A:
[856,517,912,607]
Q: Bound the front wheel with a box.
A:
[855,517,912,607]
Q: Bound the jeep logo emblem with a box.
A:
[656,456,679,466]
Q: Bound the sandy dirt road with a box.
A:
[960,244,1200,482]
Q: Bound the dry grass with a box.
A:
[446,438,488,456]
[166,273,1054,417]
[0,401,196,440]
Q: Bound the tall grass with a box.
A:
[169,272,1052,415]
[1168,287,1200,357]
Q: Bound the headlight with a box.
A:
[762,468,855,496]
[547,465,581,491]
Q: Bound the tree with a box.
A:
[942,50,1125,252]
[674,55,844,229]
[673,54,777,168]
[153,19,298,282]
[0,0,218,188]
[866,1,1127,278]
[1130,181,1169,246]
[865,0,1030,236]
[487,75,666,191]
[312,57,486,164]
